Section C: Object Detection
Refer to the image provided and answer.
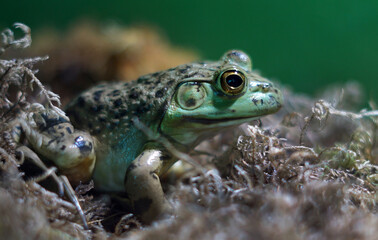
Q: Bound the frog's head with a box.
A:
[40,126,96,184]
[160,50,283,146]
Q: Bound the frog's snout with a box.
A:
[247,80,283,113]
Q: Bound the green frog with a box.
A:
[14,50,283,223]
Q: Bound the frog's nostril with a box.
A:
[261,83,271,92]
[249,82,272,93]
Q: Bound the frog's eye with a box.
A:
[74,135,93,155]
[219,70,246,95]
[176,82,206,110]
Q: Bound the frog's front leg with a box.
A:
[124,148,172,223]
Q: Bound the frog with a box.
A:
[9,103,95,229]
[13,50,283,223]
[10,103,96,184]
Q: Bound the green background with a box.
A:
[1,0,377,102]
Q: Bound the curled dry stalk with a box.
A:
[0,23,31,55]
[0,23,67,121]
[299,99,378,145]
[299,100,331,145]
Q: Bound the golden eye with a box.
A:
[220,70,246,95]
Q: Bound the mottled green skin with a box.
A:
[65,50,283,192]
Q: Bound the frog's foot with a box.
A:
[162,160,196,182]
[15,145,89,229]
[16,145,64,196]
[60,176,89,230]
[114,213,142,235]
[124,149,172,224]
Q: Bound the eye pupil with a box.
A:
[226,75,243,88]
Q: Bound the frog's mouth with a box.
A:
[183,115,259,125]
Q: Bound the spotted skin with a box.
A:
[66,63,216,144]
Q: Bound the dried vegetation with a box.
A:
[0,23,376,240]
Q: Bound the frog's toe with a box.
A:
[126,170,167,223]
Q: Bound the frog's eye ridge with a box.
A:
[220,70,246,95]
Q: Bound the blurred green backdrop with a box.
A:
[1,0,377,102]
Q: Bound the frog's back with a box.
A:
[65,62,214,143]
[65,80,165,142]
